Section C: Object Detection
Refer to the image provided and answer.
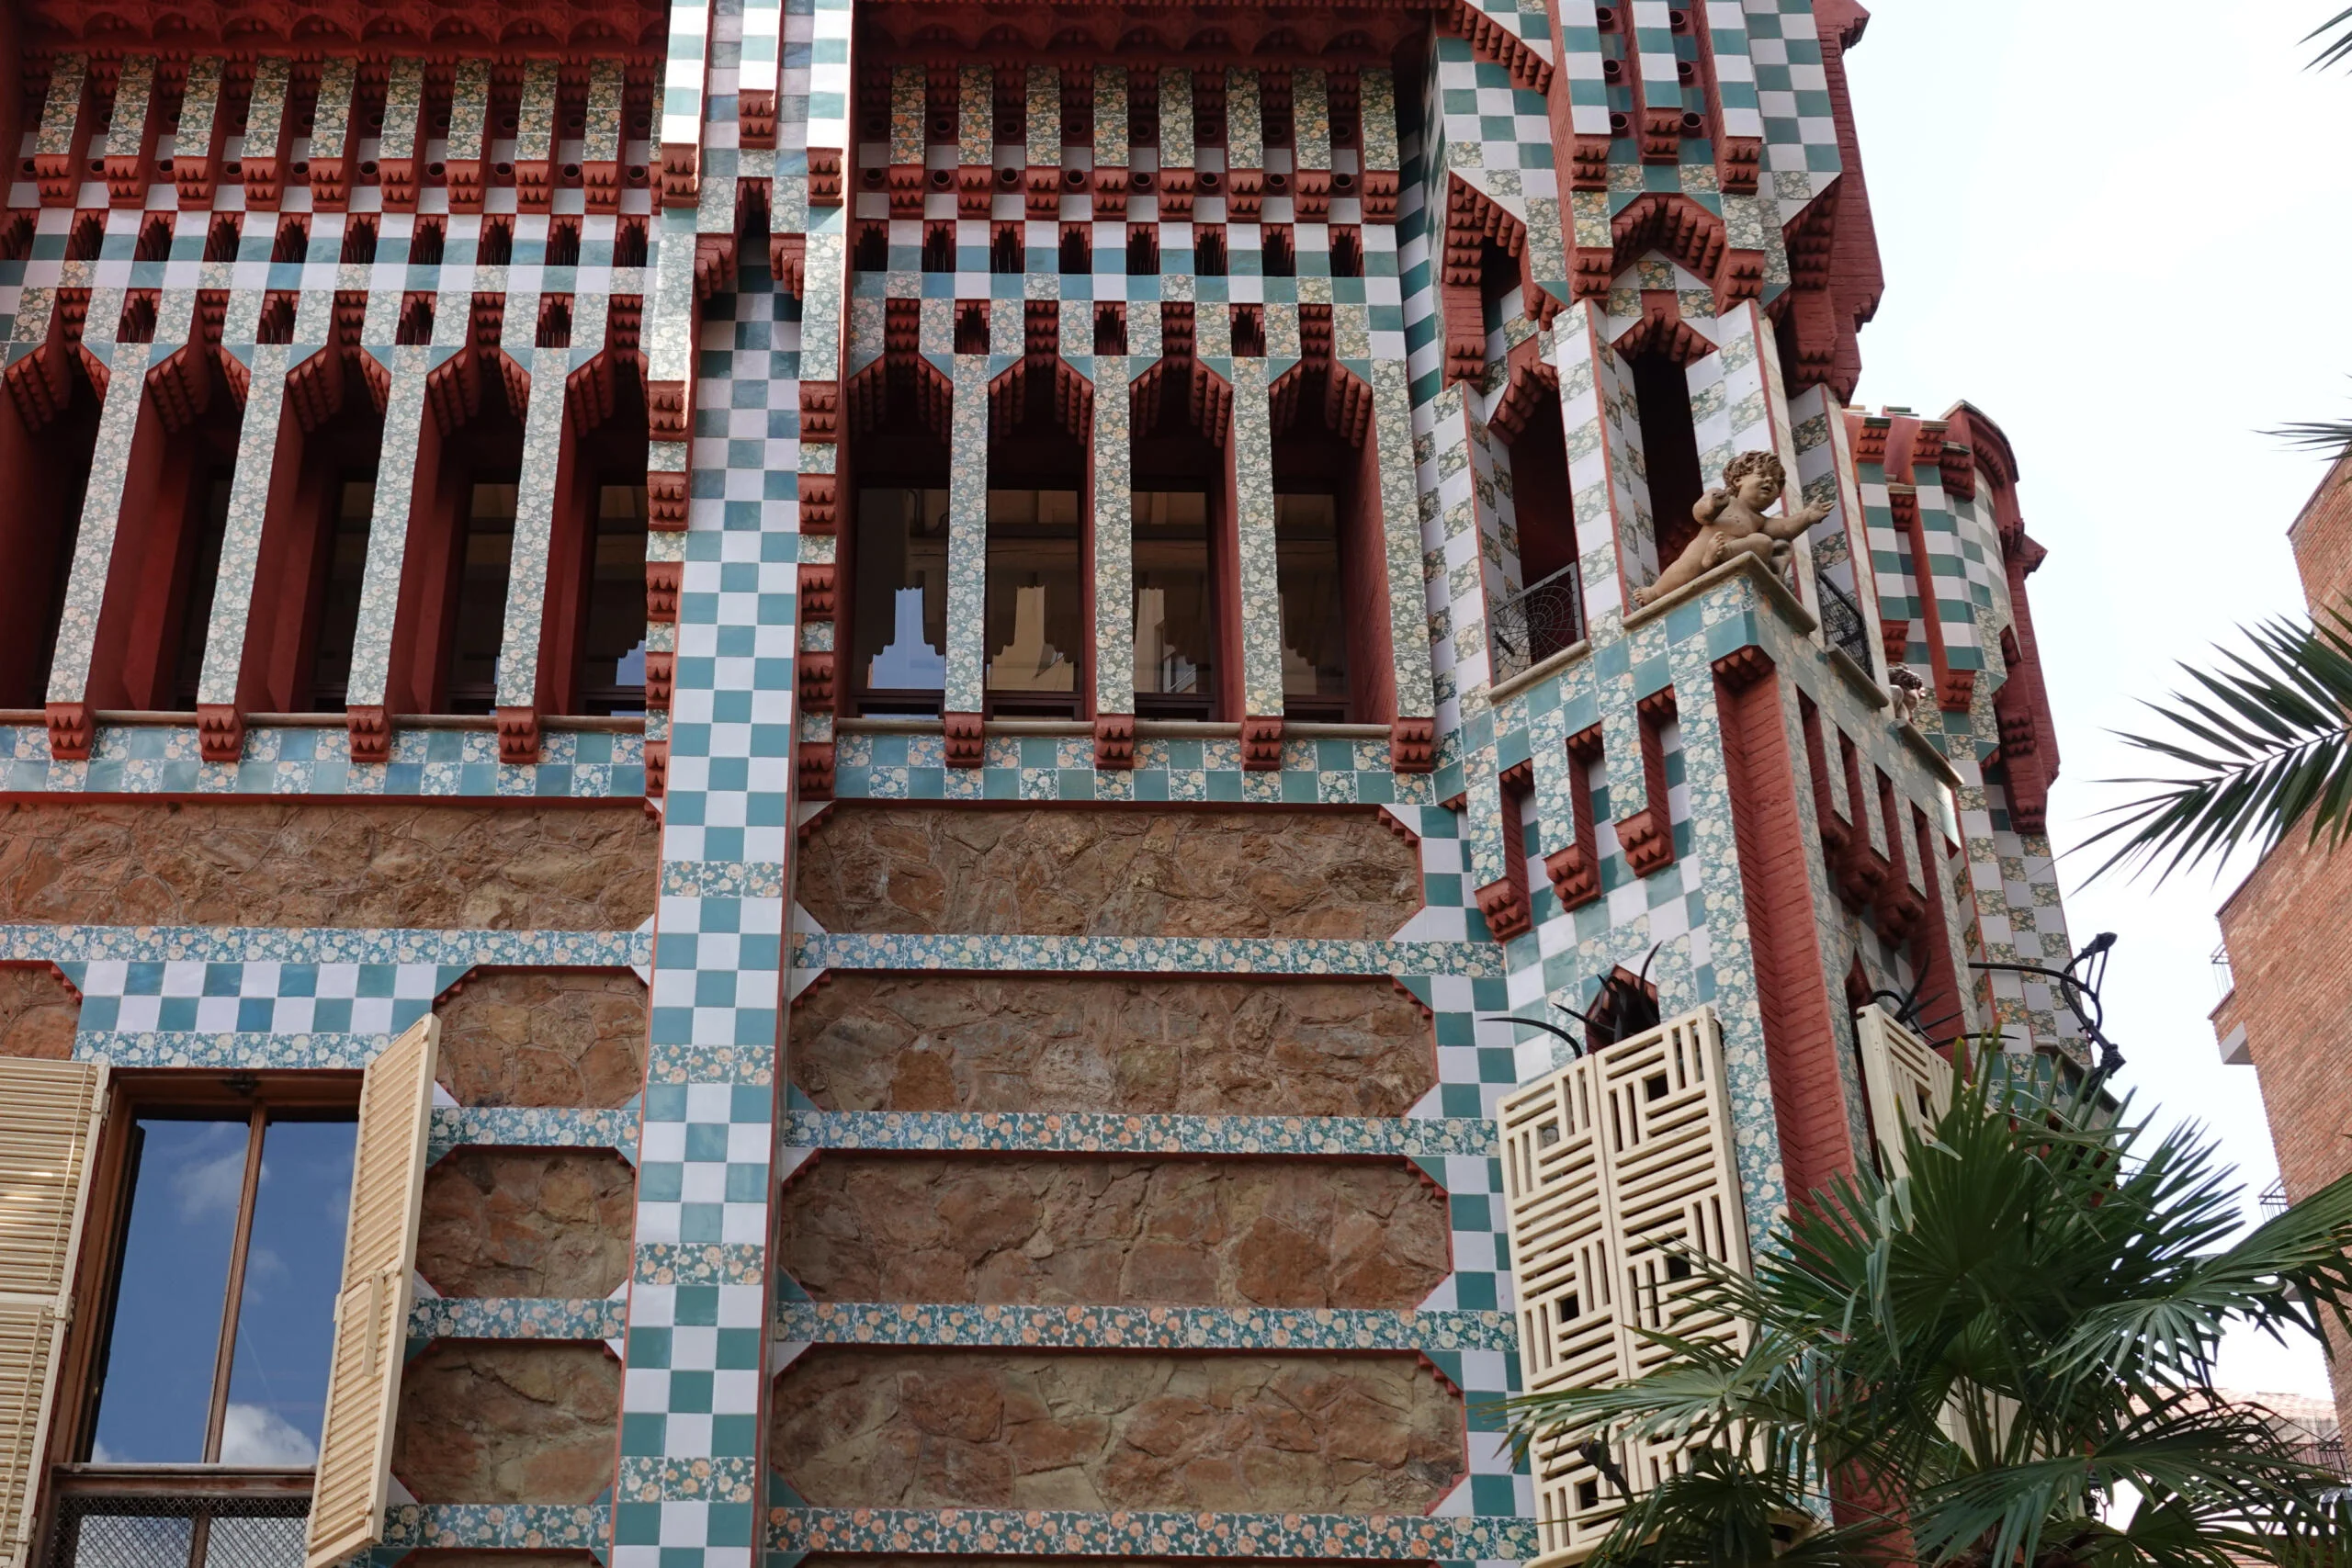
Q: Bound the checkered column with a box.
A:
[611,308,802,1568]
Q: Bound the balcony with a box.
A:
[1815,573,1872,672]
[1488,564,1586,685]
[42,1470,311,1568]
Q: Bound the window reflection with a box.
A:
[308,479,376,711]
[854,487,950,700]
[580,482,650,715]
[986,489,1082,708]
[1275,492,1349,717]
[1134,491,1215,718]
[445,480,518,713]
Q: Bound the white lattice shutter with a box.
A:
[0,1059,107,1568]
[1855,1006,1954,1176]
[1499,1007,1749,1567]
[306,1017,438,1568]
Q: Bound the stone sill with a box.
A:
[833,716,1392,742]
[0,709,646,733]
[1485,638,1593,708]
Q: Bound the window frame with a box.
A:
[51,1072,363,1477]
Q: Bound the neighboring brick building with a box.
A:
[0,5,2086,1568]
[2213,447,2352,1433]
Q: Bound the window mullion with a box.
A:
[200,1107,267,1465]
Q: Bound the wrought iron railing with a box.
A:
[2260,1179,2290,1220]
[1487,564,1585,683]
[2292,1436,2350,1479]
[1815,572,1873,671]
[43,1471,311,1568]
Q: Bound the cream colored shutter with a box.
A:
[1855,1005,1954,1177]
[1499,1007,1749,1567]
[306,1016,438,1568]
[0,1059,107,1568]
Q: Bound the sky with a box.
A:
[1843,2,2352,1398]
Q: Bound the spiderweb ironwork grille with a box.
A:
[1488,564,1585,683]
[1815,572,1872,671]
[45,1490,311,1568]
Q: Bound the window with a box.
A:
[171,472,235,710]
[984,488,1082,709]
[1630,353,1702,569]
[85,1099,358,1466]
[853,486,950,701]
[444,480,518,713]
[1274,492,1348,717]
[578,483,650,715]
[1133,491,1216,717]
[308,479,376,711]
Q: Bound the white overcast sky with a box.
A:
[1844,2,2352,1397]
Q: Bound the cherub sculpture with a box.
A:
[1632,451,1835,607]
[1887,665,1926,727]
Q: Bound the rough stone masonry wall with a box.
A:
[433,968,650,1107]
[417,1148,638,1300]
[777,1156,1449,1309]
[789,974,1435,1117]
[0,964,75,1058]
[392,1342,623,1504]
[769,1350,1463,1512]
[0,801,658,928]
[795,807,1421,937]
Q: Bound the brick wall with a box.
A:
[2288,450,2352,616]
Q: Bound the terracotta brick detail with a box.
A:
[944,713,986,768]
[777,1156,1449,1309]
[770,1350,1464,1512]
[433,968,650,1108]
[1716,664,1853,1204]
[1092,714,1136,771]
[1239,716,1283,771]
[789,974,1434,1119]
[1389,716,1434,773]
[417,1149,636,1299]
[0,803,657,930]
[391,1343,619,1503]
[794,808,1420,939]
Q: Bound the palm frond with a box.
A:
[2086,610,2352,881]
[2268,416,2352,454]
[2307,6,2352,70]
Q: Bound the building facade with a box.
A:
[2212,446,2352,1438]
[0,2,2079,1568]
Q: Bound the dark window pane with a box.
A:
[1275,493,1348,703]
[310,479,376,709]
[221,1119,355,1465]
[1133,491,1213,696]
[985,489,1082,694]
[446,481,518,712]
[172,472,234,709]
[580,484,650,715]
[91,1118,245,1463]
[853,487,950,694]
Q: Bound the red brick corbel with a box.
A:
[346,704,390,764]
[797,650,836,711]
[1614,690,1679,878]
[1544,724,1604,910]
[1389,716,1434,773]
[797,563,837,620]
[944,712,986,768]
[1094,713,1136,770]
[797,739,836,798]
[1240,715,1283,772]
[496,705,541,765]
[647,561,682,623]
[44,701,91,761]
[196,703,243,763]
[644,651,674,710]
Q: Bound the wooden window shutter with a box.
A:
[0,1059,107,1568]
[1855,1005,1954,1177]
[1499,1006,1748,1565]
[305,1016,439,1568]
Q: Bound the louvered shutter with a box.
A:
[305,1017,438,1568]
[0,1060,107,1568]
[1499,1007,1749,1566]
[1854,1006,1954,1176]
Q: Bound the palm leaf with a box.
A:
[2308,6,2352,70]
[2268,415,2352,454]
[2086,609,2352,880]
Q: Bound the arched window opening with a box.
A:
[1132,361,1230,720]
[845,352,954,716]
[544,360,651,716]
[82,348,246,712]
[0,352,104,706]
[1630,350,1703,571]
[984,362,1090,718]
[1478,241,1521,338]
[234,349,388,714]
[1489,359,1582,675]
[1269,363,1388,724]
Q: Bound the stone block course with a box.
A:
[0,802,657,929]
[417,1148,637,1299]
[769,1350,1463,1512]
[0,964,76,1058]
[434,968,650,1107]
[391,1342,622,1503]
[795,807,1420,939]
[777,1155,1449,1308]
[790,975,1433,1118]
